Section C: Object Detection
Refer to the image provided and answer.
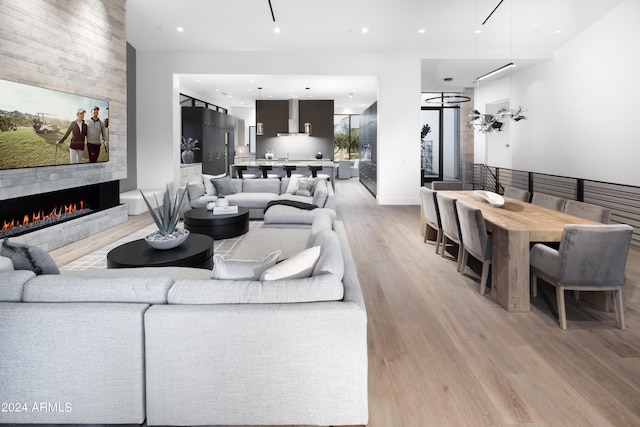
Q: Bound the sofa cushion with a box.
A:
[168,273,344,304]
[242,178,282,194]
[1,239,60,275]
[264,205,337,226]
[312,185,328,207]
[260,246,321,281]
[310,229,344,279]
[211,176,237,196]
[187,179,207,200]
[190,195,218,209]
[0,270,35,301]
[0,255,14,271]
[23,276,174,303]
[212,250,281,280]
[226,192,279,209]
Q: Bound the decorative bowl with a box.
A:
[473,190,505,208]
[144,228,189,250]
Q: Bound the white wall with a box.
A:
[475,0,640,186]
[136,51,422,204]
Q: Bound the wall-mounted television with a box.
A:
[0,78,109,170]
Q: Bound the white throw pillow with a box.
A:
[212,250,280,280]
[0,255,14,271]
[285,176,300,194]
[260,246,321,281]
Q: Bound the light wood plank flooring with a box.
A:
[51,179,640,427]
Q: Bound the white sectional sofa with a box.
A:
[182,174,335,220]
[0,215,368,426]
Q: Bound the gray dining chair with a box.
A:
[503,186,531,202]
[435,193,463,271]
[431,181,463,191]
[420,187,443,253]
[563,200,611,224]
[530,224,633,329]
[456,200,492,295]
[531,192,566,211]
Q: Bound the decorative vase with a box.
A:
[182,149,194,164]
[216,196,229,207]
[265,152,274,160]
[144,228,190,250]
[315,152,323,159]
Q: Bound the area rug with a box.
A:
[60,220,263,271]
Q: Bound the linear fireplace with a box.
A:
[0,181,120,240]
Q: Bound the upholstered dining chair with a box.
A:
[531,192,566,211]
[563,200,611,224]
[530,224,633,329]
[431,181,463,191]
[503,186,531,202]
[420,187,443,253]
[456,200,492,295]
[435,193,464,271]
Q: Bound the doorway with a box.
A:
[420,94,461,185]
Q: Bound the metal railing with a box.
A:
[473,164,640,244]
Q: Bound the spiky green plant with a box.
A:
[140,185,187,236]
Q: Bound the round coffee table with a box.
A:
[107,232,214,269]
[183,207,250,240]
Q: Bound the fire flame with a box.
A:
[1,201,86,232]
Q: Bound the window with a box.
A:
[334,114,360,160]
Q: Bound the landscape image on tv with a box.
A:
[0,78,109,170]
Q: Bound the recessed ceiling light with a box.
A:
[475,29,482,34]
[554,29,562,34]
[362,27,369,34]
[196,79,200,83]
[418,29,426,34]
[274,27,281,33]
[177,27,184,32]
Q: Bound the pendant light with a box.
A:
[304,87,312,135]
[256,87,264,135]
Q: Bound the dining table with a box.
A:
[438,191,601,312]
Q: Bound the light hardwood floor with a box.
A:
[51,179,640,427]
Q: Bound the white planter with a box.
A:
[144,228,190,250]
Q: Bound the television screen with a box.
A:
[0,78,109,170]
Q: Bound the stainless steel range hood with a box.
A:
[277,99,308,136]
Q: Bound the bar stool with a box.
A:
[234,165,257,179]
[308,165,331,180]
[258,165,279,179]
[282,164,304,178]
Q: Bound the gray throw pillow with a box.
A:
[295,178,317,197]
[211,176,236,196]
[212,250,281,280]
[0,238,60,275]
[186,179,206,200]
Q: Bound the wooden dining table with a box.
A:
[438,191,601,312]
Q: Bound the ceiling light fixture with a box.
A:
[476,62,515,81]
[304,88,312,135]
[256,87,264,136]
[176,27,184,32]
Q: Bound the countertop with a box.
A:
[233,159,336,167]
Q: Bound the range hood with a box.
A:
[277,99,310,136]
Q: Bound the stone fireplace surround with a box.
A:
[1,180,128,252]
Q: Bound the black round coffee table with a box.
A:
[183,207,250,240]
[107,232,214,269]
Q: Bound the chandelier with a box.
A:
[467,106,526,134]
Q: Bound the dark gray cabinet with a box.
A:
[359,102,377,196]
[182,107,236,175]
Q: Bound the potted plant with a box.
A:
[181,136,200,164]
[140,185,189,250]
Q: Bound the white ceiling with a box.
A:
[126,0,624,112]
